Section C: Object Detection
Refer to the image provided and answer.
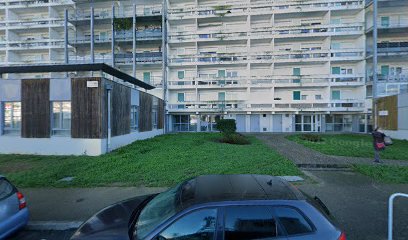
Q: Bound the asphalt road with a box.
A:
[8,230,75,240]
[299,170,408,240]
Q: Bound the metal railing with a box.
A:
[388,193,408,240]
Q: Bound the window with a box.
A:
[51,102,71,136]
[143,72,151,83]
[332,67,340,75]
[155,208,217,240]
[293,68,301,76]
[177,70,185,79]
[331,90,341,100]
[152,109,158,128]
[293,91,301,100]
[381,65,389,76]
[315,95,322,100]
[218,92,226,101]
[224,206,278,240]
[2,102,21,135]
[218,70,226,78]
[177,93,185,102]
[130,105,139,131]
[381,16,390,27]
[274,207,313,236]
[331,43,341,49]
[301,95,307,100]
[0,178,15,200]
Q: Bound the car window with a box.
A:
[274,207,313,236]
[154,208,217,240]
[224,206,278,240]
[0,178,15,201]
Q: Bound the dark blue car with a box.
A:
[71,174,346,240]
[0,175,29,239]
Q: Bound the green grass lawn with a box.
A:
[353,165,408,184]
[286,134,408,160]
[0,133,301,188]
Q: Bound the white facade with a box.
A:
[1,0,407,134]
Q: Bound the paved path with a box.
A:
[253,133,408,168]
[299,170,408,240]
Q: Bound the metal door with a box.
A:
[236,115,246,132]
[250,115,260,132]
[272,114,283,132]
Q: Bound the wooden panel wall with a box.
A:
[111,83,131,136]
[376,95,398,130]
[157,99,165,129]
[71,77,105,139]
[139,91,153,132]
[21,79,50,138]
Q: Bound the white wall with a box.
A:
[0,137,104,156]
[104,129,164,152]
[383,130,408,141]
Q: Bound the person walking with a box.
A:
[372,127,386,163]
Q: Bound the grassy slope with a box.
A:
[286,134,408,160]
[0,133,301,188]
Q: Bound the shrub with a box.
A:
[216,119,237,135]
[300,134,323,142]
[220,133,250,145]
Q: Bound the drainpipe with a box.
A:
[64,9,68,64]
[111,4,115,67]
[133,3,137,78]
[90,7,95,63]
[106,84,113,153]
[373,0,378,128]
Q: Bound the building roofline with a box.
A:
[0,63,155,90]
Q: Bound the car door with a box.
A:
[0,178,19,223]
[221,205,288,240]
[150,208,219,240]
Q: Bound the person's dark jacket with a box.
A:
[372,131,386,150]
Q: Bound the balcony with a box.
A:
[168,100,365,113]
[115,29,162,41]
[7,19,64,29]
[168,0,363,19]
[7,40,65,50]
[6,0,73,8]
[368,74,408,83]
[115,52,162,65]
[168,77,248,89]
[375,42,408,57]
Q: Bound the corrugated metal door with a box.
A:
[273,114,283,132]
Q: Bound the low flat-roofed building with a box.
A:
[0,64,165,156]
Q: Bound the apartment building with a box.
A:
[1,0,407,134]
[366,0,408,97]
[166,0,372,133]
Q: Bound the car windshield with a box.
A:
[133,183,181,240]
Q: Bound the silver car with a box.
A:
[0,175,29,239]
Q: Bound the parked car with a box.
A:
[0,175,29,239]
[71,174,346,240]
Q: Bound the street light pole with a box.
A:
[373,0,378,128]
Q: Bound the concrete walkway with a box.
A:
[253,133,408,168]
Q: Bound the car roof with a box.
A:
[178,174,305,210]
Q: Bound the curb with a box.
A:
[27,221,83,231]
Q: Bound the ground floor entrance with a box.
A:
[170,113,372,133]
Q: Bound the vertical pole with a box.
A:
[64,9,69,64]
[373,0,378,128]
[133,3,137,77]
[107,88,112,153]
[111,4,115,67]
[162,0,168,133]
[90,7,95,63]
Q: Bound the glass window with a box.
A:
[3,102,21,135]
[331,67,340,75]
[177,93,185,102]
[301,95,307,100]
[315,95,322,100]
[152,108,158,129]
[218,70,226,78]
[143,72,151,83]
[331,90,341,100]
[293,91,301,100]
[0,178,15,200]
[131,105,139,131]
[381,16,390,27]
[381,65,389,76]
[52,102,71,136]
[218,92,226,101]
[178,71,185,79]
[274,207,313,236]
[293,68,301,76]
[224,206,278,240]
[155,209,217,240]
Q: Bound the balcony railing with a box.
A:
[115,52,162,64]
[368,74,408,83]
[7,19,64,28]
[376,42,408,55]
